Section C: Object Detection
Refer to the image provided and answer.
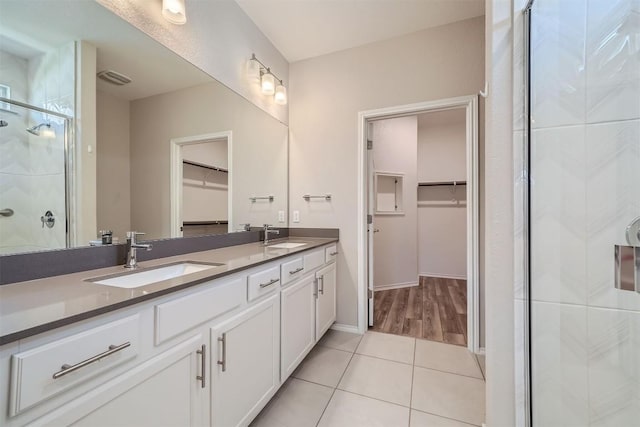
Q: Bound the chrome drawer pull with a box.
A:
[289,267,304,275]
[197,344,206,388]
[329,251,338,256]
[218,334,227,372]
[259,278,279,288]
[52,342,131,379]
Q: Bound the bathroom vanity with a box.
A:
[0,238,338,426]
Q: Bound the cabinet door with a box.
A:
[211,294,280,427]
[316,262,337,340]
[281,275,316,382]
[33,334,208,427]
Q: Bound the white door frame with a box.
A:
[357,95,481,353]
[170,131,233,238]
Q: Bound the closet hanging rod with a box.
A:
[418,181,467,187]
[183,159,228,173]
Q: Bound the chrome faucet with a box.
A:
[125,231,152,269]
[263,224,280,245]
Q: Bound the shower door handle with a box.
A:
[615,245,640,292]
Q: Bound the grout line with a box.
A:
[411,408,480,427]
[336,388,412,410]
[353,351,415,366]
[408,339,417,427]
[413,365,485,381]
[314,341,358,427]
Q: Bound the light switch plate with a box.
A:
[278,210,285,223]
[293,210,300,223]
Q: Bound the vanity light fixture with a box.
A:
[162,0,187,25]
[261,69,275,95]
[247,53,287,105]
[274,80,287,105]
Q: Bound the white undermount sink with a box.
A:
[87,262,223,289]
[267,242,308,249]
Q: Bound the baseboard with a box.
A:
[419,272,466,280]
[330,323,361,334]
[374,281,419,291]
[476,347,486,355]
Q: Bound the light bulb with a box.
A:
[261,70,275,95]
[274,83,287,105]
[162,0,186,25]
[246,58,261,82]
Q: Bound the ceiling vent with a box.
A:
[97,70,132,86]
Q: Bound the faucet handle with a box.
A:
[126,231,145,238]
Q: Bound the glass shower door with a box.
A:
[0,101,68,254]
[528,0,640,425]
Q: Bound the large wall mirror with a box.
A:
[0,0,288,255]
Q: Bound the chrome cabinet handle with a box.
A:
[289,267,304,275]
[0,208,13,217]
[313,278,318,298]
[217,334,227,372]
[52,342,130,379]
[197,344,206,388]
[260,278,279,288]
[329,251,338,256]
[319,276,324,295]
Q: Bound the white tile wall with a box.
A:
[525,0,640,425]
[531,301,589,426]
[585,0,640,124]
[0,42,73,255]
[587,307,640,426]
[530,0,587,129]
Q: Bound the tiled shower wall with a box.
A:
[0,43,74,254]
[517,0,640,425]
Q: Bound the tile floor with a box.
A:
[251,330,486,427]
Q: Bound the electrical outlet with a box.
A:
[278,210,285,223]
[293,210,300,223]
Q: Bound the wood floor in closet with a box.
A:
[371,276,467,346]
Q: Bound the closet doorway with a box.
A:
[357,96,481,353]
[169,131,232,238]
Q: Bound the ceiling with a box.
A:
[0,1,211,101]
[235,0,485,62]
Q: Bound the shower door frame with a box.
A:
[0,96,74,249]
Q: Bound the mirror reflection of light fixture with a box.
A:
[26,123,56,139]
[261,69,275,95]
[247,53,287,105]
[162,0,187,25]
[274,81,287,105]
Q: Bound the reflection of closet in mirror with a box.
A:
[181,140,229,237]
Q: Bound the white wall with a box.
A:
[130,81,287,240]
[485,1,515,425]
[289,17,485,327]
[372,116,418,289]
[97,0,289,124]
[96,90,131,241]
[417,109,467,279]
[182,141,229,223]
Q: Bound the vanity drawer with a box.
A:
[248,265,281,301]
[281,257,304,286]
[9,315,140,416]
[155,276,244,345]
[325,245,338,263]
[304,249,325,272]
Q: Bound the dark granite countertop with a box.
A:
[0,237,337,346]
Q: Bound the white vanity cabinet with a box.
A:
[33,334,208,427]
[1,241,339,427]
[280,247,338,383]
[210,294,280,427]
[315,262,337,339]
[280,274,316,382]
